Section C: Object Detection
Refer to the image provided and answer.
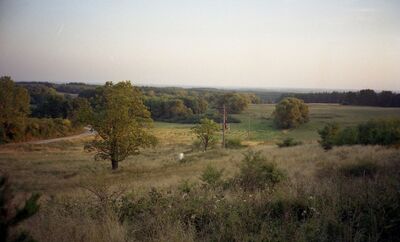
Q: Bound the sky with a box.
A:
[0,0,399,90]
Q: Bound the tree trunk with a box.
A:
[111,159,118,170]
[204,138,208,152]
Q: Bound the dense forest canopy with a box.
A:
[16,81,260,124]
[17,82,400,108]
[279,89,400,107]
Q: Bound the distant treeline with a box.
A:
[18,81,98,94]
[280,89,400,107]
[17,81,400,114]
[17,81,260,124]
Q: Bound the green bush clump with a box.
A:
[357,119,400,145]
[25,118,74,140]
[319,119,400,149]
[200,165,224,188]
[235,151,285,191]
[276,137,302,148]
[0,174,40,242]
[225,137,246,149]
[318,122,340,150]
[178,180,196,194]
[268,197,314,221]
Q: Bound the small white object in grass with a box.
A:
[178,153,184,161]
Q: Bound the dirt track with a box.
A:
[24,128,95,144]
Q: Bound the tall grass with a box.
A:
[19,146,400,242]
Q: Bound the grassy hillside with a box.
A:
[1,104,400,241]
[1,135,399,241]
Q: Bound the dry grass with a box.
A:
[1,130,398,197]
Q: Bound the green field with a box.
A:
[155,104,400,144]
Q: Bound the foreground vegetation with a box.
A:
[1,138,399,241]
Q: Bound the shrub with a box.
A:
[268,197,314,221]
[334,126,359,145]
[235,151,285,191]
[191,138,219,152]
[319,119,400,149]
[225,137,246,149]
[200,165,224,188]
[357,119,400,145]
[276,137,302,148]
[0,174,40,242]
[339,160,379,178]
[178,180,196,194]
[318,123,340,150]
[25,118,74,140]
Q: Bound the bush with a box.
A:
[25,118,74,140]
[319,119,400,149]
[334,126,359,145]
[318,123,340,150]
[339,160,379,178]
[225,137,246,149]
[276,137,302,148]
[268,196,314,221]
[200,165,224,188]
[0,174,40,242]
[178,180,196,194]
[235,151,285,191]
[357,119,400,145]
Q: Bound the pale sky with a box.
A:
[0,0,399,90]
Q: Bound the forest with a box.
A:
[279,89,400,107]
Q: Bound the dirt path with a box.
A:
[24,127,96,145]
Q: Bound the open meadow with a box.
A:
[156,104,400,143]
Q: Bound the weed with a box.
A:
[276,137,302,148]
[235,150,285,191]
[200,165,224,188]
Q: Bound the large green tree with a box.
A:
[0,76,30,143]
[217,93,250,114]
[273,97,309,129]
[67,97,93,127]
[191,118,219,151]
[85,81,157,170]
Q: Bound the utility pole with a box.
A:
[247,112,250,140]
[222,104,226,148]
